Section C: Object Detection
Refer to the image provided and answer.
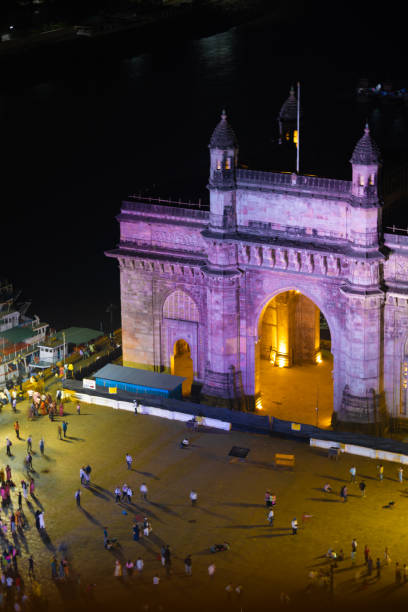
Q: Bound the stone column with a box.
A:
[201,270,241,402]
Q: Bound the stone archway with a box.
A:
[171,339,194,396]
[255,289,334,427]
[162,290,200,394]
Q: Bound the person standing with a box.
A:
[75,489,81,507]
[190,489,198,506]
[164,545,172,575]
[125,454,132,470]
[291,518,298,535]
[359,481,366,497]
[39,437,44,456]
[376,558,381,579]
[364,545,370,564]
[11,398,17,412]
[351,538,358,564]
[384,547,391,565]
[140,482,148,501]
[136,557,144,574]
[126,486,133,504]
[121,484,128,501]
[349,465,356,483]
[114,560,122,579]
[184,554,192,576]
[27,436,32,453]
[208,563,216,578]
[340,485,348,502]
[398,466,403,483]
[103,527,109,548]
[367,556,373,576]
[62,421,68,437]
[5,438,12,457]
[267,508,274,525]
[377,464,384,481]
[132,522,140,541]
[114,487,121,503]
[57,425,62,440]
[396,562,402,584]
[76,402,81,415]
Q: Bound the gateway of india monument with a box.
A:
[107,97,408,424]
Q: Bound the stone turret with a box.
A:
[208,110,239,232]
[350,123,381,205]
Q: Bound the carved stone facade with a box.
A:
[107,118,408,422]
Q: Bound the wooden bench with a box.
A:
[275,453,295,468]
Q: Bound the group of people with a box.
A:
[26,388,66,421]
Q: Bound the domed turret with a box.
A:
[278,86,301,146]
[351,123,381,165]
[350,124,381,204]
[208,110,238,190]
[209,110,238,149]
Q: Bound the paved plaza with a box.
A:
[1,387,408,611]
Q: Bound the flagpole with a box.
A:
[296,81,300,174]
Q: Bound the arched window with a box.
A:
[216,160,221,170]
[225,158,231,170]
[163,290,199,322]
[359,175,365,187]
[369,173,376,186]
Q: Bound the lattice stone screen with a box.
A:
[163,290,200,322]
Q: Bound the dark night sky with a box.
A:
[0,3,405,332]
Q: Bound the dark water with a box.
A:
[1,10,406,331]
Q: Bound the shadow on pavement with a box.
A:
[79,507,102,526]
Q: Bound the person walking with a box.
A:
[114,487,121,503]
[291,518,298,535]
[140,482,148,501]
[126,486,133,504]
[75,489,81,507]
[27,436,32,453]
[62,421,68,437]
[349,465,356,483]
[359,481,366,497]
[136,557,144,574]
[14,421,20,440]
[28,555,35,579]
[184,554,192,576]
[39,437,44,456]
[384,547,391,565]
[398,466,403,483]
[367,556,373,576]
[351,538,358,564]
[114,560,122,579]
[121,484,128,501]
[5,438,12,457]
[267,508,274,525]
[190,489,198,506]
[377,464,384,481]
[76,402,81,415]
[376,558,381,579]
[125,454,132,470]
[57,425,62,440]
[208,563,216,578]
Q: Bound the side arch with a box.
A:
[161,290,200,383]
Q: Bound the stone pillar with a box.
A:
[294,294,321,364]
[340,288,384,422]
[201,270,241,402]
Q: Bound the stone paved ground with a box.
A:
[1,383,408,612]
[260,350,333,427]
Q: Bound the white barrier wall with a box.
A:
[310,438,408,465]
[70,391,231,431]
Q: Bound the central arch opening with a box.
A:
[171,339,193,396]
[256,290,333,427]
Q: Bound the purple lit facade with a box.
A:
[107,115,408,423]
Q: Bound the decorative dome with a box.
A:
[351,124,381,165]
[278,86,299,121]
[209,110,238,149]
